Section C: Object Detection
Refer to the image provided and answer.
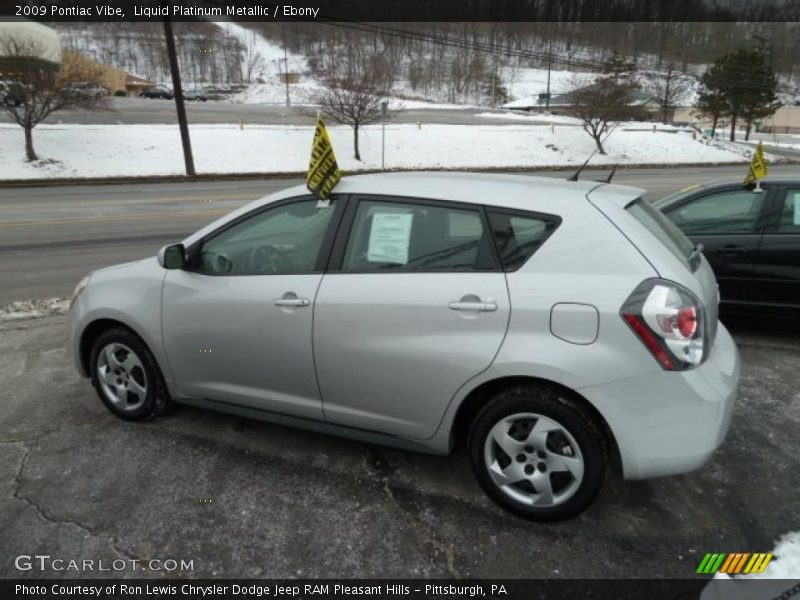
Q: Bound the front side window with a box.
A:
[197,199,335,275]
[488,211,559,271]
[668,190,767,234]
[342,199,494,272]
[777,189,800,233]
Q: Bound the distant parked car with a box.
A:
[654,178,800,318]
[0,80,26,106]
[142,86,174,100]
[65,82,110,99]
[183,87,209,102]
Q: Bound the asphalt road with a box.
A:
[0,313,798,578]
[2,164,800,305]
[0,97,546,127]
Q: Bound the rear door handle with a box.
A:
[448,301,497,312]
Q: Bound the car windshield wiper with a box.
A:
[688,243,704,262]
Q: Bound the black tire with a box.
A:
[89,328,170,421]
[468,384,606,521]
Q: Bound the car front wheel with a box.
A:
[469,384,606,521]
[90,328,170,421]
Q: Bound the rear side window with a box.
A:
[488,211,560,271]
[342,199,496,272]
[777,189,800,233]
[627,198,695,266]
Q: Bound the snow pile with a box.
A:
[231,80,321,105]
[0,298,69,321]
[739,531,800,580]
[0,121,755,181]
[476,111,583,125]
[503,66,594,106]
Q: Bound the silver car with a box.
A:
[68,173,740,521]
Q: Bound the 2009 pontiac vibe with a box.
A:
[68,173,739,520]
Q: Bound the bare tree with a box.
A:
[243,34,265,83]
[0,36,110,161]
[645,63,693,124]
[568,76,638,155]
[313,78,396,161]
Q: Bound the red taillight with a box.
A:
[621,279,706,371]
[623,313,675,370]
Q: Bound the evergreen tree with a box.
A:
[696,48,780,141]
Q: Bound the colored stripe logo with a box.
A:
[697,552,773,574]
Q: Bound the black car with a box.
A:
[141,86,174,99]
[654,178,800,318]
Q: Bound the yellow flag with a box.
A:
[307,114,341,200]
[744,141,768,185]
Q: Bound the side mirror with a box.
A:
[158,243,186,270]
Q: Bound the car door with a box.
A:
[662,186,773,310]
[162,196,343,420]
[313,196,511,440]
[750,185,800,316]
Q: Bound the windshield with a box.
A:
[626,198,697,269]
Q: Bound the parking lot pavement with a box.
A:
[1,315,798,579]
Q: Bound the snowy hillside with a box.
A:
[55,22,799,109]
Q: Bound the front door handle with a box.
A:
[448,300,497,312]
[719,245,747,258]
[274,293,310,307]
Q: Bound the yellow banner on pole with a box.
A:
[307,114,341,200]
[744,141,768,186]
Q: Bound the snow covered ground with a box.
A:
[743,138,800,152]
[0,121,756,180]
[0,298,69,321]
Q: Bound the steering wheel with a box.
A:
[246,244,294,274]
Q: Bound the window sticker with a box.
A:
[793,192,800,226]
[367,213,414,264]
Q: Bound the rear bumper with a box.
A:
[579,322,739,480]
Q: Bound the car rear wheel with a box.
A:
[90,328,170,421]
[469,384,605,521]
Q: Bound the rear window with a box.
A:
[626,198,696,268]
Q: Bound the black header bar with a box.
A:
[3,0,800,22]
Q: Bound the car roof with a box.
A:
[283,171,645,207]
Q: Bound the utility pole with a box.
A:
[545,39,552,113]
[283,44,290,107]
[753,34,774,68]
[381,100,388,169]
[163,9,195,176]
[491,53,497,107]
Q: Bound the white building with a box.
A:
[0,18,61,68]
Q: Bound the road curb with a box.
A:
[2,160,795,188]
